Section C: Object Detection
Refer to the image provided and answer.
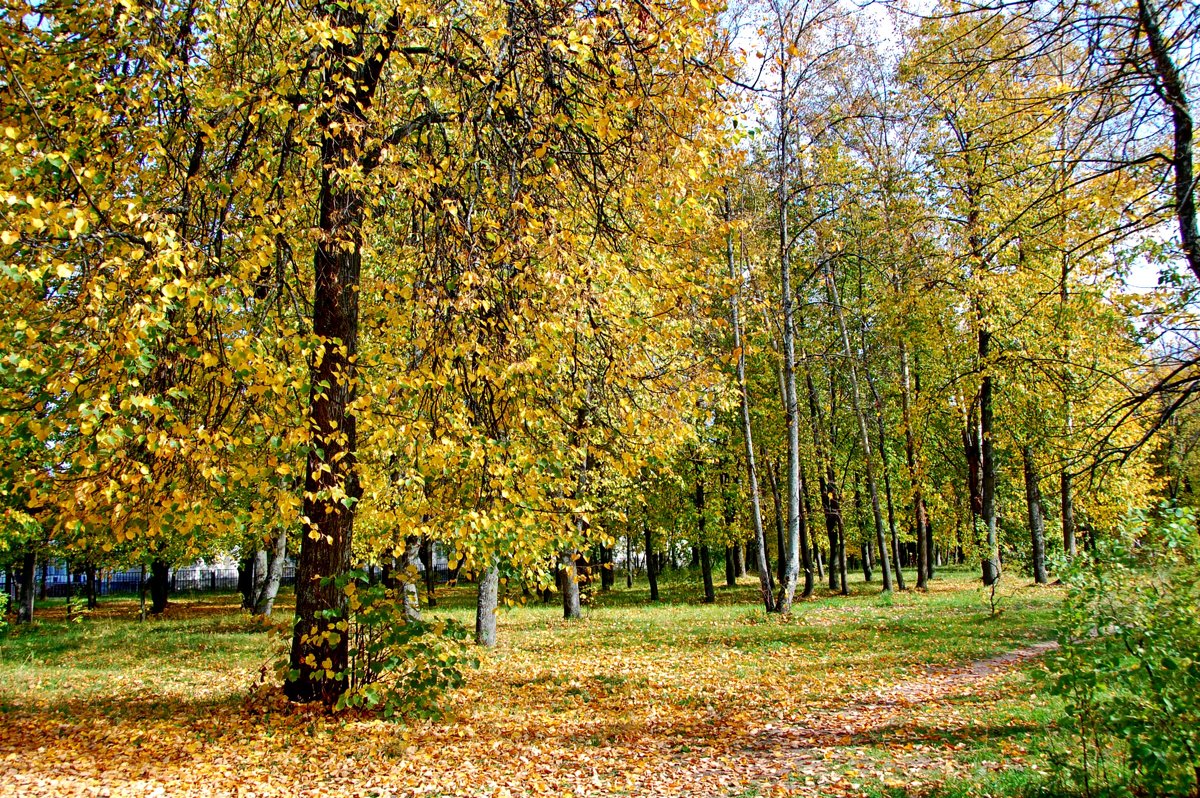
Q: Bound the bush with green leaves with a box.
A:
[1049,505,1200,797]
[287,570,475,718]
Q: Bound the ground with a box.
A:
[0,568,1068,797]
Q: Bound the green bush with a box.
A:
[1050,505,1200,797]
[331,571,475,718]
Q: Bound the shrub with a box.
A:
[288,570,475,718]
[1049,505,1200,797]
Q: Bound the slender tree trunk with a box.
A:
[696,479,715,603]
[644,517,659,602]
[475,564,499,647]
[776,75,802,614]
[1138,0,1200,282]
[768,460,786,587]
[16,551,35,623]
[854,481,872,582]
[980,327,1000,586]
[399,534,422,622]
[826,263,892,591]
[38,559,47,601]
[419,536,437,607]
[1023,446,1049,585]
[1061,472,1076,558]
[626,534,634,588]
[797,466,814,598]
[901,345,930,589]
[85,564,98,610]
[254,528,287,616]
[139,564,147,622]
[728,214,775,612]
[724,547,736,587]
[561,550,581,619]
[836,515,850,596]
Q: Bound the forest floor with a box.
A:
[0,567,1069,798]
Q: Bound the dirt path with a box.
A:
[674,640,1061,796]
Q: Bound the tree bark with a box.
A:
[728,212,775,611]
[776,72,802,614]
[475,564,499,647]
[254,528,287,616]
[85,564,98,610]
[980,327,1000,586]
[826,263,893,591]
[724,547,736,587]
[561,549,582,619]
[644,517,659,602]
[399,534,422,622]
[901,345,930,589]
[1061,472,1076,558]
[1137,0,1199,282]
[768,460,786,588]
[149,560,169,615]
[16,551,35,623]
[696,479,715,603]
[1023,446,1049,584]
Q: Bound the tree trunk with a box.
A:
[399,534,422,622]
[776,76,802,614]
[561,550,581,619]
[254,528,287,616]
[644,518,659,602]
[38,559,47,601]
[418,536,437,607]
[1061,472,1076,558]
[724,547,736,587]
[139,564,147,622]
[836,516,850,596]
[980,327,1000,586]
[626,534,634,588]
[768,460,786,588]
[149,560,169,615]
[85,564,98,610]
[286,3,382,704]
[826,263,893,592]
[901,345,930,589]
[695,479,715,603]
[1137,0,1200,282]
[1023,446,1049,585]
[600,545,614,591]
[16,551,35,623]
[854,482,872,582]
[728,212,775,611]
[475,564,499,647]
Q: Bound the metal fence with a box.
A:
[23,564,456,599]
[33,567,298,599]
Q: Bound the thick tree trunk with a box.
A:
[149,560,169,615]
[1023,446,1049,584]
[561,550,581,619]
[861,541,873,582]
[475,565,499,647]
[254,528,287,616]
[600,545,614,591]
[16,551,35,623]
[724,547,736,587]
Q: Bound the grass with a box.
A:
[0,566,1071,797]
